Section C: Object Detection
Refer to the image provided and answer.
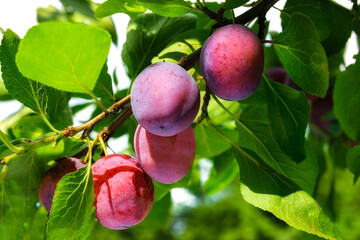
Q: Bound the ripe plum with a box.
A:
[200,24,264,100]
[92,154,154,230]
[38,157,86,212]
[134,125,195,184]
[131,62,200,137]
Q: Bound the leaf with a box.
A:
[0,78,12,101]
[236,105,318,194]
[273,13,329,97]
[95,0,146,19]
[349,97,360,142]
[281,4,331,41]
[264,77,310,163]
[46,163,95,240]
[194,123,236,158]
[152,29,208,65]
[121,13,197,80]
[234,147,342,240]
[137,0,193,17]
[37,4,118,44]
[346,145,360,185]
[16,21,111,94]
[283,0,352,57]
[0,152,46,240]
[74,63,115,100]
[223,0,249,10]
[319,0,352,56]
[333,55,360,141]
[203,151,239,196]
[0,29,48,114]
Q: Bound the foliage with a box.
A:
[0,0,359,239]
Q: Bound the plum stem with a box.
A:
[99,136,108,157]
[197,87,211,123]
[0,130,24,153]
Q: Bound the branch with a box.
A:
[63,94,131,138]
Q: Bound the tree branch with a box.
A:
[63,94,131,138]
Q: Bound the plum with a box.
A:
[134,125,195,184]
[265,67,290,84]
[200,24,264,101]
[131,62,200,137]
[92,154,154,230]
[38,157,86,212]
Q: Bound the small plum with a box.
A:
[134,125,195,184]
[38,157,86,212]
[131,62,200,137]
[200,24,264,101]
[92,154,154,230]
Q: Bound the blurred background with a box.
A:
[1,1,360,239]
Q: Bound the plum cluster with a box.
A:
[131,62,199,184]
[38,154,154,230]
[38,23,264,230]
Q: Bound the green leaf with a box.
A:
[121,13,197,80]
[223,0,249,10]
[273,13,329,97]
[283,0,352,57]
[194,123,236,159]
[16,21,111,94]
[137,0,193,17]
[74,63,115,100]
[152,29,208,65]
[347,145,360,185]
[234,147,342,240]
[236,105,318,194]
[333,55,360,141]
[281,4,331,41]
[319,0,352,56]
[95,0,146,19]
[0,78,12,101]
[0,152,46,240]
[46,163,95,240]
[264,77,310,163]
[0,29,48,114]
[60,0,94,19]
[204,151,239,196]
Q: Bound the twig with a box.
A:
[63,94,131,138]
[100,104,132,142]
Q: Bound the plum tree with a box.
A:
[92,154,154,230]
[134,125,196,184]
[131,62,200,137]
[38,157,86,212]
[200,24,264,101]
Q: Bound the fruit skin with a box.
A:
[131,62,200,137]
[92,154,154,230]
[38,157,86,212]
[200,24,264,101]
[134,125,195,184]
